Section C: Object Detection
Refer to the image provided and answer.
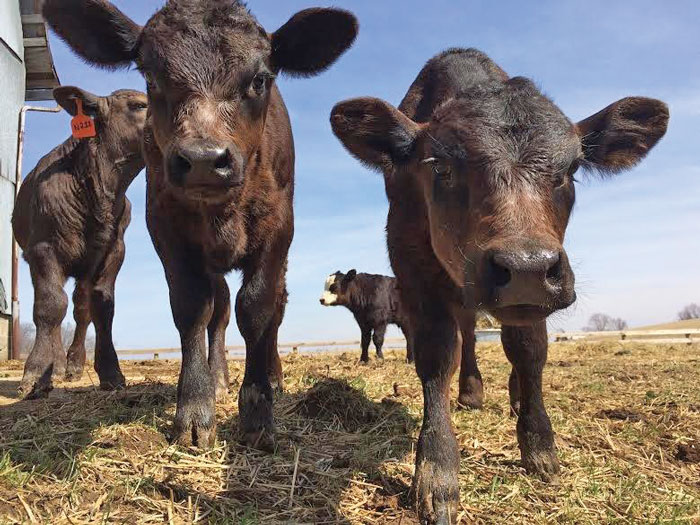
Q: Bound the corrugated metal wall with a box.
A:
[0,0,26,359]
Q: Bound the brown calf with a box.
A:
[43,0,358,448]
[331,48,668,523]
[13,86,147,399]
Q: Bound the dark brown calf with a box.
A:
[331,48,668,523]
[13,86,147,399]
[320,270,414,362]
[43,0,358,448]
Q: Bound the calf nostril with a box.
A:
[214,149,231,171]
[545,253,563,283]
[490,256,511,288]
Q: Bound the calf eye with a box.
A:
[129,101,148,111]
[555,160,580,188]
[249,72,271,97]
[432,161,453,186]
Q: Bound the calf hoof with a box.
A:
[519,432,560,482]
[173,400,217,448]
[376,352,385,360]
[509,401,521,418]
[268,372,284,394]
[18,376,52,400]
[213,374,230,402]
[99,371,126,391]
[64,366,84,382]
[413,461,460,525]
[457,391,484,410]
[172,420,216,449]
[214,384,230,403]
[239,383,275,452]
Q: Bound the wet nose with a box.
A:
[487,247,564,306]
[319,298,325,305]
[168,141,240,186]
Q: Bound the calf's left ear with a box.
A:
[577,97,669,174]
[331,97,422,173]
[271,8,358,77]
[53,86,102,117]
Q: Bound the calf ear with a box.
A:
[577,97,669,174]
[345,269,357,281]
[43,0,141,69]
[331,97,422,172]
[53,86,102,117]
[270,8,358,77]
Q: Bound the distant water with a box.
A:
[118,330,502,361]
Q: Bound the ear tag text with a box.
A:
[71,98,96,139]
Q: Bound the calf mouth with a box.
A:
[489,304,554,325]
[181,182,240,203]
[487,292,577,326]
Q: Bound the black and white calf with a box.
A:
[320,270,413,362]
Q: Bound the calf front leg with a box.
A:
[236,249,288,451]
[90,239,126,390]
[208,276,231,401]
[19,243,67,399]
[412,312,460,525]
[66,280,91,381]
[501,322,559,481]
[457,311,483,409]
[372,323,386,359]
[359,325,371,363]
[167,259,216,448]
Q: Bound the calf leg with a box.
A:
[267,287,286,391]
[19,244,67,399]
[236,248,288,451]
[457,311,483,409]
[412,310,460,525]
[208,276,231,402]
[501,322,559,480]
[65,280,91,381]
[400,324,414,363]
[90,239,126,390]
[359,326,371,363]
[166,257,216,447]
[508,367,520,417]
[372,324,386,359]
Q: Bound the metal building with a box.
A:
[0,0,59,360]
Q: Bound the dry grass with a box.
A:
[0,341,698,524]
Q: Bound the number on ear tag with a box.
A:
[71,99,96,139]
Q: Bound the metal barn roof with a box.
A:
[20,0,60,101]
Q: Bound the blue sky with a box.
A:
[20,0,700,348]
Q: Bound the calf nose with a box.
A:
[168,141,240,187]
[488,247,564,306]
[319,298,325,305]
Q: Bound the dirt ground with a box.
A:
[0,341,698,524]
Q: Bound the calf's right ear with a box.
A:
[53,86,102,117]
[43,0,141,69]
[330,98,422,172]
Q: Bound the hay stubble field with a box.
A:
[0,341,698,524]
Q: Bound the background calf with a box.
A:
[13,86,147,399]
[320,270,413,362]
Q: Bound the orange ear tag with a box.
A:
[71,98,97,139]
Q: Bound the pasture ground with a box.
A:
[0,341,698,524]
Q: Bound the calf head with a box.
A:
[44,0,358,203]
[331,69,668,326]
[320,270,357,306]
[53,86,147,156]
